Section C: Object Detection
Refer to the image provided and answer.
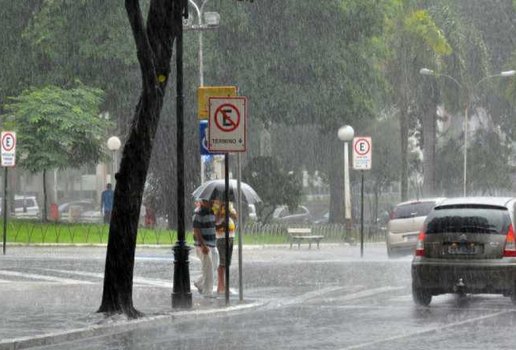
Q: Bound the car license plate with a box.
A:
[447,243,480,255]
[404,234,418,242]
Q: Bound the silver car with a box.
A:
[272,205,311,225]
[386,198,445,258]
[412,197,516,306]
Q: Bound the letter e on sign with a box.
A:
[352,137,372,170]
[1,131,16,167]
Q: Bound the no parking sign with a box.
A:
[1,131,16,167]
[352,137,372,170]
[208,97,247,152]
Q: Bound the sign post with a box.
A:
[1,131,16,255]
[208,96,247,305]
[352,137,372,258]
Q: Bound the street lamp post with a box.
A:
[172,0,192,309]
[338,125,354,228]
[106,136,121,185]
[420,68,515,196]
[185,0,220,184]
[186,0,220,86]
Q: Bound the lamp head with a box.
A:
[107,136,121,151]
[338,125,354,142]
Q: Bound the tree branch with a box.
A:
[125,0,156,92]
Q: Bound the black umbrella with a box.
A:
[192,179,261,204]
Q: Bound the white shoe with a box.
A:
[193,281,203,294]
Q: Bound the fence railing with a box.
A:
[1,220,176,245]
[241,222,386,244]
[1,220,387,245]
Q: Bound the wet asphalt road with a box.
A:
[2,245,516,349]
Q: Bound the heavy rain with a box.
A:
[0,0,516,349]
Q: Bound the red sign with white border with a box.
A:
[208,97,247,152]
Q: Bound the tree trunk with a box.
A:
[98,0,178,318]
[399,105,408,202]
[42,170,48,222]
[422,81,438,197]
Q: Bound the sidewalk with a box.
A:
[0,243,386,349]
[0,244,270,350]
[0,280,262,350]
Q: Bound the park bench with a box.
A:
[287,228,324,249]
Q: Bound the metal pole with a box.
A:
[463,105,468,197]
[344,141,351,221]
[360,171,364,258]
[224,153,230,305]
[112,151,116,184]
[200,156,205,184]
[196,1,205,183]
[172,0,192,309]
[2,168,7,255]
[237,153,243,301]
[198,31,204,86]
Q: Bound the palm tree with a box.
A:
[383,0,452,201]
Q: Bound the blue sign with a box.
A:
[199,121,221,155]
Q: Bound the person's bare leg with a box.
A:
[217,266,225,293]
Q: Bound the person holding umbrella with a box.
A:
[213,200,237,295]
[192,198,217,298]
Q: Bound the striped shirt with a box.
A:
[192,205,216,247]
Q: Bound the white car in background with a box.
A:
[0,195,40,219]
[13,195,40,219]
[386,198,445,258]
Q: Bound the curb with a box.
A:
[0,300,266,350]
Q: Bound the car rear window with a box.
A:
[392,201,436,219]
[425,205,510,235]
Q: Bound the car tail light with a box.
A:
[503,224,516,257]
[414,231,426,257]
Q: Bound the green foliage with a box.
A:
[364,113,402,193]
[23,0,136,66]
[436,128,512,196]
[242,156,303,223]
[467,129,512,194]
[3,84,111,173]
[4,0,140,131]
[404,10,452,56]
[210,0,384,132]
[2,219,181,245]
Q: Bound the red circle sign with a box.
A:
[1,132,15,152]
[214,103,240,132]
[354,138,371,155]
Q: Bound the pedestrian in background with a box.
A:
[214,200,237,295]
[100,183,114,224]
[192,199,217,298]
[144,202,156,228]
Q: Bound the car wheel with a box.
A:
[412,284,432,306]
